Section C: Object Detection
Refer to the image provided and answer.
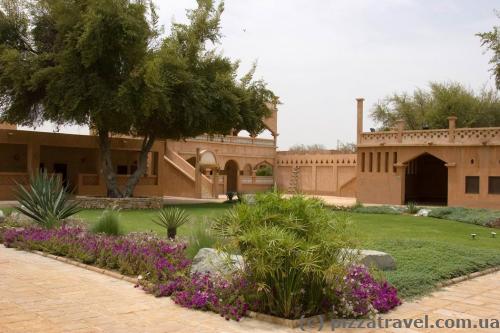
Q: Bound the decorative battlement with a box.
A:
[360,127,500,146]
[355,98,500,147]
[276,152,356,166]
[188,134,275,147]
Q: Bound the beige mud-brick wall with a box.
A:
[0,143,28,172]
[0,123,16,130]
[276,151,357,196]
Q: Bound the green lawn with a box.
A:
[350,213,500,298]
[18,204,500,299]
[75,203,233,238]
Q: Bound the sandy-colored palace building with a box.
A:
[0,108,279,200]
[1,98,499,209]
[355,98,500,209]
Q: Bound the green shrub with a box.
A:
[91,208,122,236]
[154,207,190,239]
[185,219,218,259]
[428,207,500,227]
[256,165,273,176]
[212,192,358,319]
[14,171,81,229]
[405,202,419,214]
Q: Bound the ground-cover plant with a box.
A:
[2,225,250,320]
[333,265,401,318]
[428,207,500,227]
[2,227,191,284]
[211,192,396,319]
[14,172,81,229]
[154,208,191,239]
[91,208,122,236]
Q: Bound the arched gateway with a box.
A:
[404,153,448,205]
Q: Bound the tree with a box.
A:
[477,12,500,90]
[371,82,500,130]
[288,143,327,152]
[0,0,276,197]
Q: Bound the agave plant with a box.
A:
[154,207,191,239]
[14,171,81,229]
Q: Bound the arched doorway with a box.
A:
[224,160,239,192]
[405,153,448,205]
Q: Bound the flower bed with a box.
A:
[2,226,401,322]
[2,226,250,320]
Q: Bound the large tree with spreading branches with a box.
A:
[371,82,500,130]
[0,0,276,197]
[477,12,500,90]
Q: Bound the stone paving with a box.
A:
[1,246,499,333]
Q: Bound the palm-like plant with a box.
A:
[154,207,191,239]
[212,192,358,319]
[14,171,81,229]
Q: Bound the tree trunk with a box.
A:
[121,134,156,198]
[98,130,122,198]
[167,228,176,240]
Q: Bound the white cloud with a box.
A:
[28,0,499,149]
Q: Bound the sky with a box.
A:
[22,0,499,150]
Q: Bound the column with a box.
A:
[356,98,364,145]
[447,116,457,143]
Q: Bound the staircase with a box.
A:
[163,148,214,198]
[288,166,300,193]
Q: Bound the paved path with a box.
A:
[1,247,499,333]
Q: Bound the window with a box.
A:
[393,152,398,173]
[377,152,381,172]
[465,176,479,194]
[361,153,365,172]
[488,176,500,194]
[384,152,389,172]
[369,152,373,172]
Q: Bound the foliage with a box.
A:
[255,165,272,176]
[337,141,357,153]
[405,202,419,215]
[14,172,81,229]
[288,143,328,152]
[154,207,191,239]
[3,227,191,285]
[351,212,500,298]
[91,208,122,236]
[212,192,361,319]
[371,82,500,130]
[428,207,500,227]
[0,0,277,197]
[169,273,250,321]
[477,12,500,90]
[75,203,231,236]
[333,265,400,318]
[185,219,218,259]
[374,238,500,298]
[2,225,251,320]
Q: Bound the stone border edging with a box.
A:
[32,250,140,285]
[435,266,500,288]
[24,248,500,328]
